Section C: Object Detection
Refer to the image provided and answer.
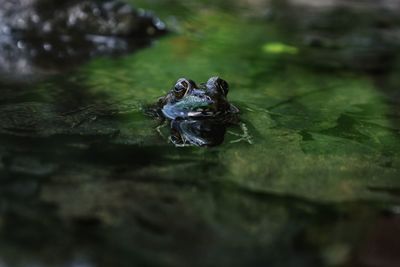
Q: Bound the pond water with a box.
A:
[0,0,400,266]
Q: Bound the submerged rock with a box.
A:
[0,0,166,80]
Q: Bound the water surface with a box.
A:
[0,0,400,266]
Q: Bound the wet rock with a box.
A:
[0,0,166,37]
[0,0,166,80]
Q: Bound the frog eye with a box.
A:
[173,78,190,98]
[207,77,229,97]
[218,79,229,96]
[174,80,188,92]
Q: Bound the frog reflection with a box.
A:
[155,77,239,147]
[169,119,227,147]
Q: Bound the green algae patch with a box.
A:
[263,42,299,55]
[65,10,400,202]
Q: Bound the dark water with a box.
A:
[1,0,400,266]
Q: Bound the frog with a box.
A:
[149,77,240,147]
[157,77,239,120]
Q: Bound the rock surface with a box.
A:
[0,0,166,80]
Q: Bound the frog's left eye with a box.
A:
[206,77,229,97]
[217,79,229,97]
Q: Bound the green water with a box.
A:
[1,0,400,266]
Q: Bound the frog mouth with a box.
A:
[161,94,216,119]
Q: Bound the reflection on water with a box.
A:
[0,33,154,81]
[169,119,227,146]
[0,0,400,267]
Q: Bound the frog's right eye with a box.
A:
[174,80,188,92]
[174,78,190,98]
